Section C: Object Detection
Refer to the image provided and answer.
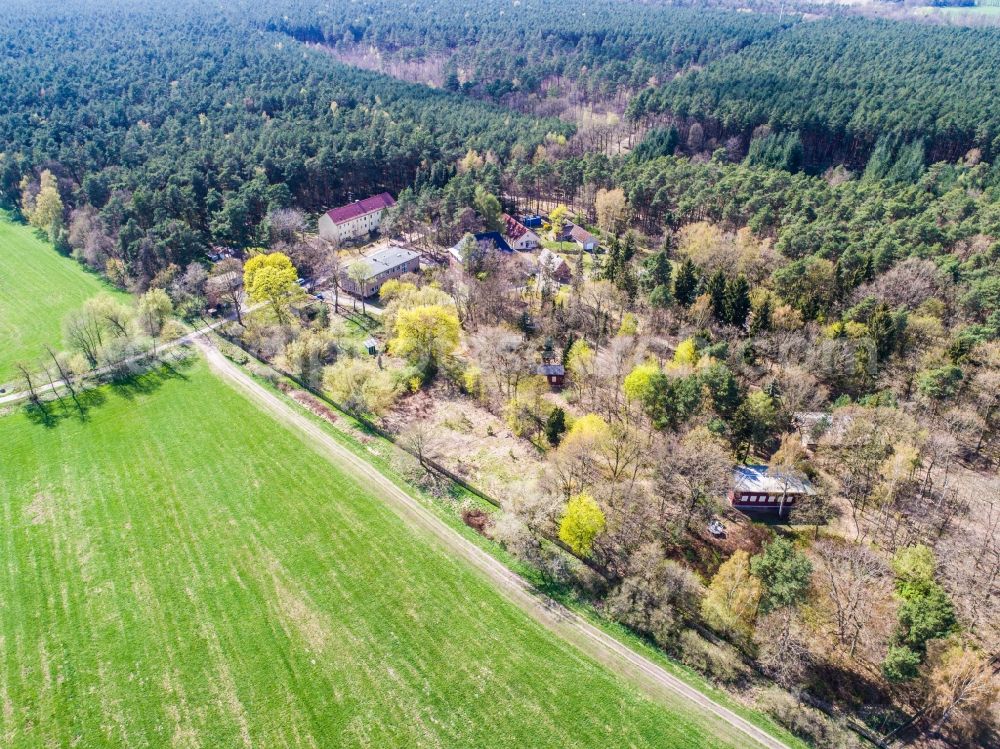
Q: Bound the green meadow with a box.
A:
[0,359,750,748]
[0,216,126,385]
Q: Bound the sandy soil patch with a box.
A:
[24,491,55,525]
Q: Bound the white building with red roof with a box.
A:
[318,192,396,245]
[501,213,541,251]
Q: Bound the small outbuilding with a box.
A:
[363,337,379,356]
[537,363,566,390]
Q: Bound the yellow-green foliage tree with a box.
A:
[548,204,569,238]
[137,288,174,341]
[381,283,453,330]
[243,252,302,323]
[558,493,606,557]
[378,279,416,304]
[24,169,64,244]
[701,550,762,645]
[565,338,594,399]
[673,337,699,366]
[323,357,399,415]
[595,187,628,234]
[279,328,338,389]
[390,304,460,377]
[561,413,611,450]
[617,312,639,337]
[623,360,660,402]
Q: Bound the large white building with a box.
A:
[318,192,396,245]
[340,245,421,298]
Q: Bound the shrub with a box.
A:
[757,687,864,749]
[677,630,745,685]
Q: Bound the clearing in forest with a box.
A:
[0,358,751,748]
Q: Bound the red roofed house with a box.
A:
[502,213,541,251]
[318,192,396,246]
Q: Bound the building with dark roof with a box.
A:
[537,363,566,390]
[558,222,599,252]
[448,232,513,266]
[318,193,396,245]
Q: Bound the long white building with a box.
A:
[318,192,396,245]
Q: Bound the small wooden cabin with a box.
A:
[537,363,565,390]
[729,465,815,515]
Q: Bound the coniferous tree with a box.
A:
[643,250,672,291]
[622,232,637,264]
[619,263,639,305]
[706,269,727,322]
[674,258,699,307]
[724,275,751,328]
[869,302,898,362]
[749,296,773,336]
[602,235,623,282]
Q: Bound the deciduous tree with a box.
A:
[558,492,606,557]
[243,252,301,323]
[702,550,762,645]
[390,304,461,378]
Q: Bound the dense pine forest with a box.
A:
[3,2,1000,747]
[0,1,570,285]
[267,0,792,106]
[628,16,1000,170]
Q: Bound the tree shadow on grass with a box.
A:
[108,357,193,400]
[22,358,194,429]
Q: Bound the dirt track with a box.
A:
[195,336,791,749]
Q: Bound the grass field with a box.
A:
[0,215,126,386]
[0,358,749,748]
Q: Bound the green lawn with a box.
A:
[0,359,747,748]
[0,216,126,385]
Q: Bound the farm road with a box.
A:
[194,335,791,749]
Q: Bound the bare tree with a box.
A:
[398,419,441,469]
[45,345,81,411]
[268,207,306,244]
[813,540,893,664]
[754,608,812,689]
[654,431,731,534]
[208,257,245,325]
[470,326,532,405]
[15,361,43,408]
[62,307,105,368]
